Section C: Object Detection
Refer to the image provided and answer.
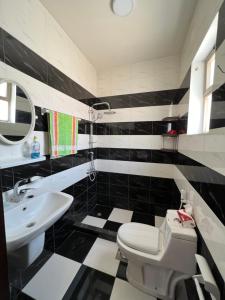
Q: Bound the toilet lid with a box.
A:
[118,223,160,254]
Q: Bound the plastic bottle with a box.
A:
[31,136,40,159]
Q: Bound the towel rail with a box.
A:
[40,107,82,121]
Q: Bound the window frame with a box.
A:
[203,49,215,133]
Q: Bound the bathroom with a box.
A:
[0,0,225,299]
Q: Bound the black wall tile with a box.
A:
[0,28,3,61]
[51,155,74,174]
[88,88,188,109]
[130,122,153,135]
[97,183,109,195]
[216,0,225,49]
[110,196,129,209]
[150,177,175,191]
[73,178,88,197]
[96,123,110,135]
[96,193,110,207]
[74,150,89,166]
[109,148,130,161]
[129,175,150,189]
[110,184,129,199]
[13,159,51,182]
[110,122,131,135]
[97,148,110,159]
[34,106,48,132]
[78,120,90,134]
[129,199,152,214]
[129,187,149,202]
[3,30,48,83]
[97,172,110,184]
[152,150,175,164]
[0,168,14,190]
[180,68,191,89]
[110,173,128,186]
[129,149,151,162]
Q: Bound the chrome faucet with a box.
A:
[12,176,43,203]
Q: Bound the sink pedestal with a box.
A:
[8,233,45,269]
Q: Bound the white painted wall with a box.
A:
[0,0,97,95]
[180,0,223,84]
[97,55,180,97]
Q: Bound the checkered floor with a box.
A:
[20,207,164,300]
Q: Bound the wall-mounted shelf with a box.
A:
[161,116,179,152]
[0,156,46,169]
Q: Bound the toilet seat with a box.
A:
[118,222,160,255]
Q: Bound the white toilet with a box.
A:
[117,210,197,300]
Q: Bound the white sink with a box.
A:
[5,192,73,253]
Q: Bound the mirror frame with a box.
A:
[0,79,36,145]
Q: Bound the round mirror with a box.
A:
[0,80,35,144]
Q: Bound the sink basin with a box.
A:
[5,192,73,252]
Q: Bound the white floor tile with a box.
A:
[155,216,164,227]
[108,208,133,223]
[23,254,81,300]
[110,278,156,300]
[83,238,119,276]
[82,215,107,228]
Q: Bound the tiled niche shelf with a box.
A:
[0,156,46,169]
[161,116,180,152]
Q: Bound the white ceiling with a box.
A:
[41,0,197,71]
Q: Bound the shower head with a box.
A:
[103,110,116,115]
[91,101,116,115]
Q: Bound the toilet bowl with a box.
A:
[117,210,197,300]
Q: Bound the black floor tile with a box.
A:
[131,212,155,225]
[89,205,113,219]
[103,221,122,232]
[56,230,97,263]
[63,265,115,300]
[116,262,128,281]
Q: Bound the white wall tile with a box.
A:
[178,128,225,177]
[174,167,225,282]
[96,159,175,179]
[96,135,162,150]
[97,56,180,97]
[0,0,97,95]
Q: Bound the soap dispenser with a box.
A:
[31,136,40,159]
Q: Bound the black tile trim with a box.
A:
[0,148,92,191]
[0,27,95,102]
[176,154,225,226]
[96,148,196,164]
[81,88,188,109]
[95,120,186,135]
[0,27,189,111]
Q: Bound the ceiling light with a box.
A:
[111,0,135,17]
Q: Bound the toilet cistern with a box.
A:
[117,210,197,300]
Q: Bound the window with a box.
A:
[0,82,9,121]
[203,50,215,132]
